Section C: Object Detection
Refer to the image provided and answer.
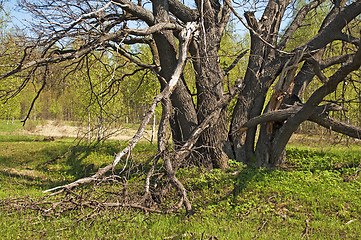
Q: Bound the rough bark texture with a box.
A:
[186,0,231,169]
[152,0,198,145]
[227,0,361,167]
[230,0,290,165]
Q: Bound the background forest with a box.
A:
[1,1,360,136]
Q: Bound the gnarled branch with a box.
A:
[234,103,344,134]
[43,22,199,193]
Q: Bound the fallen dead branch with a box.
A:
[43,22,198,193]
[1,179,164,217]
[5,22,201,217]
[5,21,243,217]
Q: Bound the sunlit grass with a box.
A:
[0,119,23,133]
[0,129,360,239]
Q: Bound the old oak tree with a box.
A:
[1,0,361,213]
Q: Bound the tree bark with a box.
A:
[152,0,198,145]
[230,0,289,165]
[190,0,231,169]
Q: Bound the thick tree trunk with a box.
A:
[195,40,229,168]
[230,0,291,167]
[152,0,198,145]
[190,0,230,169]
[230,8,282,166]
[251,1,361,167]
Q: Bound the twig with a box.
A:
[224,0,292,55]
[258,220,268,232]
[21,65,48,126]
[302,219,310,239]
[102,202,163,213]
[124,22,182,36]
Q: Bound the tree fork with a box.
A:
[43,22,199,193]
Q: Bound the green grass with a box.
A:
[0,131,360,239]
[0,119,24,133]
[0,119,47,133]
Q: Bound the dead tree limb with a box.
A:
[144,97,171,195]
[43,22,198,193]
[233,103,352,134]
[160,97,193,214]
[143,81,243,214]
[232,101,361,140]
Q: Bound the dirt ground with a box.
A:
[16,120,157,142]
[12,120,361,147]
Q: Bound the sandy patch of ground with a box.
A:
[16,120,157,142]
[290,133,361,147]
[15,121,360,146]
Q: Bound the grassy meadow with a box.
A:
[0,120,360,239]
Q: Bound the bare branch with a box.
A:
[21,65,48,125]
[168,0,198,23]
[0,30,129,80]
[124,22,182,36]
[234,103,344,134]
[224,0,291,55]
[277,0,326,50]
[144,97,170,195]
[223,49,248,75]
[335,33,360,46]
[58,1,112,28]
[112,0,155,25]
[309,113,361,139]
[300,1,361,52]
[43,22,199,193]
[218,2,232,36]
[105,43,158,69]
[159,97,193,214]
[307,57,329,83]
[320,54,354,69]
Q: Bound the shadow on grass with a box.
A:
[0,135,38,143]
[0,139,125,191]
[61,142,120,178]
[190,167,269,213]
[0,136,159,196]
[0,169,56,191]
[232,168,267,200]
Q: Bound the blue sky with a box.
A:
[2,0,290,37]
[3,0,249,33]
[4,0,31,29]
